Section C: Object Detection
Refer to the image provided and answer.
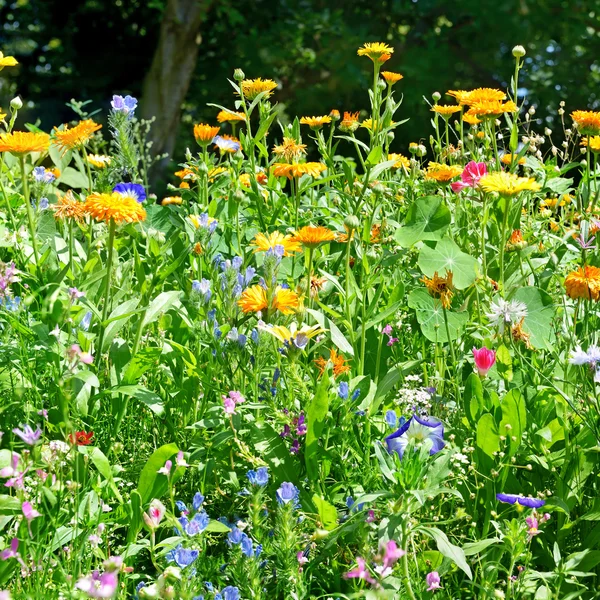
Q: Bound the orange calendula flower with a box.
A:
[421,271,454,309]
[87,154,111,168]
[251,231,301,256]
[292,225,336,248]
[501,154,526,165]
[238,284,300,315]
[272,137,307,161]
[0,52,18,70]
[462,112,482,126]
[193,123,220,144]
[357,42,394,63]
[310,275,327,299]
[240,78,278,100]
[300,116,332,129]
[381,71,403,84]
[179,181,190,189]
[432,105,462,117]
[506,229,527,251]
[272,287,301,315]
[466,100,517,118]
[315,348,351,377]
[160,196,183,206]
[571,110,600,136]
[52,190,86,222]
[217,109,245,123]
[480,171,541,196]
[339,111,361,133]
[271,162,326,179]
[0,131,50,155]
[175,168,197,181]
[448,88,507,106]
[53,119,101,152]
[425,162,462,182]
[565,265,600,301]
[388,153,410,170]
[581,136,600,152]
[85,192,146,224]
[239,171,268,188]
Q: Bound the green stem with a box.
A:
[97,219,116,357]
[442,305,459,400]
[401,521,417,600]
[499,196,511,294]
[19,156,40,270]
[69,218,75,278]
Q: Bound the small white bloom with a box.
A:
[487,299,528,333]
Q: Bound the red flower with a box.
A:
[69,431,94,446]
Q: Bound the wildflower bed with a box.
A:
[0,42,599,599]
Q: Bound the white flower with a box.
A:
[570,345,600,366]
[487,299,528,333]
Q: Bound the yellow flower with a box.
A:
[480,171,541,197]
[291,225,336,248]
[208,166,228,180]
[381,71,403,84]
[466,100,517,118]
[432,105,461,117]
[300,116,332,129]
[339,111,361,133]
[271,162,326,179]
[251,231,301,256]
[193,123,220,144]
[259,322,325,348]
[84,192,146,224]
[272,137,307,161]
[189,214,217,229]
[361,118,397,131]
[239,172,268,188]
[425,162,462,182]
[217,109,245,123]
[160,196,183,206]
[0,110,6,122]
[0,52,18,70]
[571,110,600,136]
[87,154,112,168]
[462,112,482,126]
[447,90,472,105]
[0,131,50,156]
[271,287,301,315]
[581,136,600,152]
[315,348,351,377]
[357,42,394,63]
[448,88,507,106]
[565,265,600,301]
[388,153,410,170]
[330,109,341,120]
[237,285,300,315]
[501,154,526,165]
[175,168,197,181]
[53,120,102,152]
[240,78,278,100]
[421,271,454,308]
[52,190,86,222]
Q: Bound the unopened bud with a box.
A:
[512,45,526,58]
[432,91,441,102]
[10,96,23,110]
[344,215,360,231]
[234,68,245,82]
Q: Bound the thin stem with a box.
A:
[97,219,117,357]
[499,196,511,294]
[19,156,41,270]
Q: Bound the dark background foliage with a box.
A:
[0,0,599,181]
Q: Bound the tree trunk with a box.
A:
[141,0,213,181]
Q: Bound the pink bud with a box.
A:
[22,501,41,522]
[451,180,468,193]
[472,347,496,377]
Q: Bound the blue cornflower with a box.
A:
[222,586,240,600]
[276,482,300,507]
[111,94,138,116]
[338,381,349,400]
[113,182,146,203]
[247,466,269,486]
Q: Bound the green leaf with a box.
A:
[57,166,89,189]
[463,373,484,427]
[306,308,354,356]
[71,370,100,417]
[305,370,331,482]
[496,344,513,382]
[394,196,451,247]
[312,495,338,531]
[114,385,164,416]
[476,413,500,458]
[126,490,143,544]
[407,289,468,342]
[248,422,298,483]
[137,443,179,505]
[512,286,555,349]
[418,237,478,289]
[78,446,123,502]
[141,291,181,329]
[422,526,472,579]
[101,298,141,352]
[499,390,526,457]
[0,494,23,514]
[123,347,162,385]
[204,520,232,533]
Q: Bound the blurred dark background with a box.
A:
[0,0,598,184]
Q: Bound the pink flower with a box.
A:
[381,540,405,570]
[297,551,308,565]
[75,570,119,598]
[68,344,94,365]
[21,501,41,522]
[228,390,245,404]
[472,347,496,377]
[223,396,236,415]
[0,538,18,560]
[526,515,541,540]
[143,499,166,531]
[366,509,376,523]
[382,324,393,335]
[344,557,377,585]
[157,460,172,476]
[451,161,487,193]
[387,337,399,346]
[0,454,19,478]
[426,571,441,592]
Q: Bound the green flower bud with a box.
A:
[10,96,22,110]
[432,91,441,102]
[344,215,360,231]
[234,68,245,81]
[512,45,526,58]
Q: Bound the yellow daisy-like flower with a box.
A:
[175,168,197,181]
[189,214,217,229]
[291,225,336,248]
[449,88,507,106]
[565,265,600,301]
[466,100,517,118]
[0,52,18,70]
[447,90,471,105]
[237,284,300,315]
[239,172,268,188]
[271,162,326,179]
[53,119,102,152]
[272,287,301,315]
[300,116,332,129]
[480,171,541,197]
[87,154,112,168]
[421,271,454,309]
[251,231,301,256]
[52,190,86,222]
[193,123,220,144]
[425,162,463,182]
[208,166,228,180]
[388,153,410,170]
[381,71,403,84]
[84,192,146,224]
[432,105,462,117]
[581,136,600,152]
[462,112,482,126]
[259,322,325,348]
[357,42,394,63]
[361,118,397,131]
[272,137,307,161]
[501,153,526,165]
[217,109,246,123]
[571,110,600,136]
[0,131,50,156]
[240,78,278,100]
[160,196,183,206]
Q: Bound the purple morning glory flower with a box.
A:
[385,414,445,459]
[12,424,42,446]
[276,482,300,507]
[111,94,138,116]
[113,182,146,203]
[496,493,546,509]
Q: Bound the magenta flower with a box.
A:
[375,540,405,577]
[0,538,18,560]
[175,451,189,467]
[387,336,399,346]
[344,557,377,585]
[526,515,541,540]
[297,551,308,566]
[426,571,441,592]
[0,454,19,478]
[382,324,393,335]
[75,570,119,598]
[143,499,166,530]
[451,161,487,193]
[12,424,42,446]
[22,501,41,522]
[223,396,236,415]
[157,460,172,476]
[472,347,496,377]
